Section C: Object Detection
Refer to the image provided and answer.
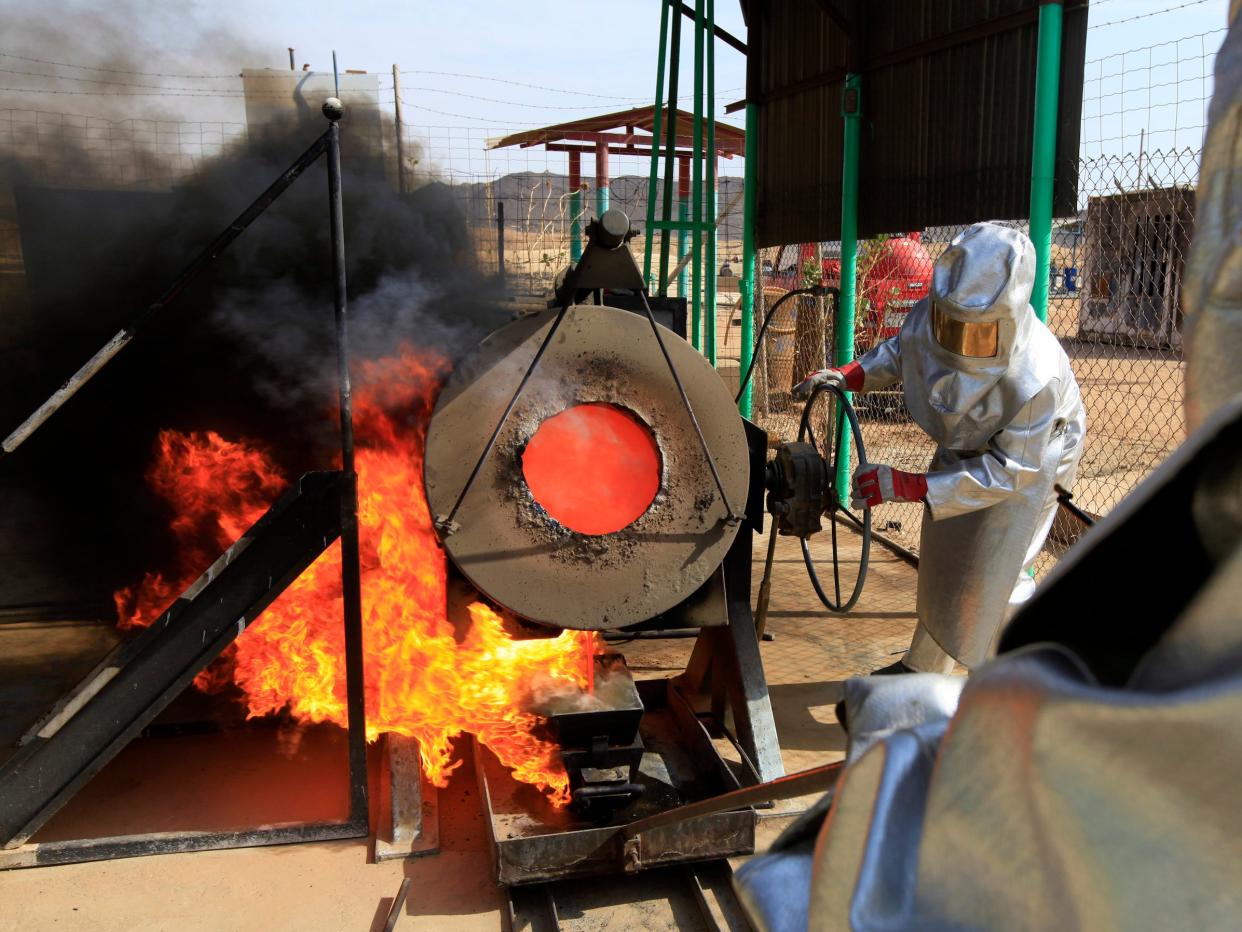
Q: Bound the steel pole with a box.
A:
[595,139,610,217]
[496,200,505,287]
[659,7,683,292]
[704,0,718,367]
[1028,0,1063,322]
[835,74,862,506]
[325,109,369,826]
[568,150,582,263]
[678,156,690,299]
[643,0,670,289]
[392,65,406,195]
[690,0,705,352]
[738,102,758,416]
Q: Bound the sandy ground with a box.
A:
[0,526,909,932]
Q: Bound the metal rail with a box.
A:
[504,860,751,932]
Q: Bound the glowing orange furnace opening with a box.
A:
[521,403,661,535]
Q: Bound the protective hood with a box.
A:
[899,222,1062,450]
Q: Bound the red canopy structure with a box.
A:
[489,106,744,262]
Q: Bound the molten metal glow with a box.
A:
[521,403,661,535]
[116,348,597,806]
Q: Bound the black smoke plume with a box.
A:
[0,34,504,614]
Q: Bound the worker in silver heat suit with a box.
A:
[798,221,1086,674]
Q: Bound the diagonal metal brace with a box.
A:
[637,290,743,525]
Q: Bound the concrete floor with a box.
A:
[0,526,918,931]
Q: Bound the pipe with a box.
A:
[678,156,690,299]
[568,150,582,263]
[690,0,705,352]
[658,6,683,293]
[595,138,610,218]
[738,101,758,417]
[1028,0,1063,322]
[325,107,369,826]
[704,0,718,367]
[643,0,670,289]
[835,73,862,507]
[496,200,505,287]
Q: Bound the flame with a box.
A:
[117,347,596,805]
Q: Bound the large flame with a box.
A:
[116,347,596,805]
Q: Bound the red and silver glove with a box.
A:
[792,360,865,399]
[851,464,928,509]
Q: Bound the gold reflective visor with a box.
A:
[931,304,999,358]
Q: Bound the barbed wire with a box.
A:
[1088,0,1216,30]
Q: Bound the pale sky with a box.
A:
[0,0,1230,181]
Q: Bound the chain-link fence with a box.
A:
[0,111,1198,570]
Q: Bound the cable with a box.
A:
[399,69,643,100]
[402,85,647,111]
[0,50,239,78]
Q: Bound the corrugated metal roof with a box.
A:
[748,0,1088,247]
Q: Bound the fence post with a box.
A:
[690,0,705,352]
[738,101,758,417]
[496,200,505,287]
[1028,0,1063,323]
[569,151,582,263]
[835,73,862,507]
[392,64,407,195]
[643,0,670,289]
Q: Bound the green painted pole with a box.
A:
[705,0,717,367]
[658,8,683,293]
[678,156,690,298]
[643,0,670,289]
[1028,0,1063,323]
[690,0,704,352]
[738,101,758,416]
[835,73,862,506]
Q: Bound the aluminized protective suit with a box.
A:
[856,222,1086,666]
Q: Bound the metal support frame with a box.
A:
[645,0,721,359]
[0,472,368,866]
[678,155,691,299]
[595,138,610,217]
[674,421,784,782]
[0,101,371,868]
[1029,0,1064,322]
[738,103,758,417]
[643,0,670,288]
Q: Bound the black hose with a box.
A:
[734,286,838,405]
[797,383,871,612]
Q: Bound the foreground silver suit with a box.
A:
[735,14,1242,930]
[856,223,1086,669]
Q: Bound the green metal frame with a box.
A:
[737,102,757,416]
[644,0,720,362]
[1028,0,1063,323]
[833,74,862,505]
